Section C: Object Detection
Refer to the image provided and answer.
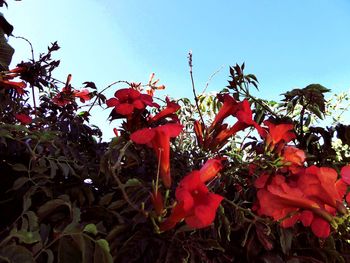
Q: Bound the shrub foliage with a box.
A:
[1,2,350,263]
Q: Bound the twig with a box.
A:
[201,64,224,95]
[110,141,147,216]
[13,35,35,62]
[224,198,267,223]
[188,51,205,125]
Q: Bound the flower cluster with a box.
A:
[255,122,350,238]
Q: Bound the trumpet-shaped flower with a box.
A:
[149,97,180,123]
[160,168,223,231]
[74,89,91,102]
[264,121,295,148]
[130,123,183,188]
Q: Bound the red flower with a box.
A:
[106,88,158,116]
[256,174,334,238]
[199,157,225,182]
[282,146,306,174]
[194,120,204,146]
[210,94,238,128]
[234,99,265,136]
[74,89,91,102]
[208,99,264,149]
[298,166,346,211]
[52,85,76,106]
[256,165,348,238]
[159,170,223,231]
[149,97,180,123]
[282,147,305,166]
[264,121,295,148]
[0,80,27,94]
[130,123,183,188]
[15,113,32,124]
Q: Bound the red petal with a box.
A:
[159,203,186,231]
[300,210,313,226]
[199,157,224,182]
[185,193,223,228]
[346,192,350,205]
[341,165,350,185]
[254,174,270,189]
[132,99,145,110]
[15,113,32,124]
[115,103,134,115]
[311,217,330,238]
[115,88,139,101]
[156,123,183,138]
[113,128,119,137]
[281,213,300,228]
[106,98,119,107]
[130,128,155,144]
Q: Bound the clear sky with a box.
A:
[4,0,350,139]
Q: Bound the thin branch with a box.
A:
[110,141,147,216]
[201,64,224,95]
[13,35,34,62]
[188,51,205,125]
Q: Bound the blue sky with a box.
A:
[4,0,350,139]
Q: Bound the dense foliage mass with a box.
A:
[1,2,350,262]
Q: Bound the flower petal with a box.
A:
[311,217,330,238]
[130,128,155,144]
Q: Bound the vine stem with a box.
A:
[224,198,267,223]
[188,51,205,126]
[110,141,147,216]
[14,35,34,62]
[13,35,37,115]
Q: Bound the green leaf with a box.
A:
[37,199,71,220]
[58,162,70,177]
[13,177,30,190]
[43,249,54,263]
[11,163,28,172]
[94,239,113,263]
[24,211,39,231]
[58,236,82,263]
[124,178,142,187]
[10,229,41,244]
[279,228,293,255]
[83,224,98,236]
[63,207,81,234]
[48,160,58,178]
[0,245,35,263]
